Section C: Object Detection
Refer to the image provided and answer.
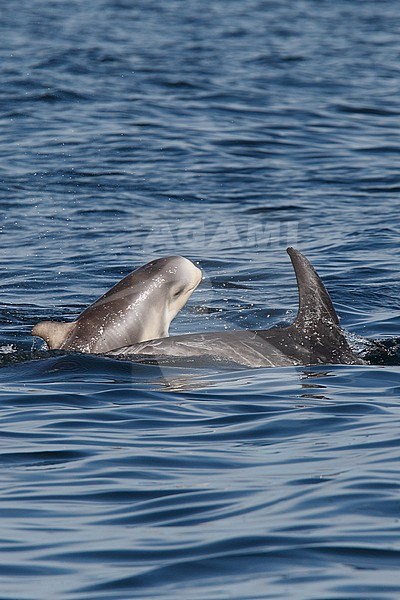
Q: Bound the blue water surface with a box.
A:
[0,0,399,598]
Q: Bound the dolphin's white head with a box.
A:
[125,255,202,344]
[157,255,202,329]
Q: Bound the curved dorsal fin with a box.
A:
[283,247,362,365]
[287,247,339,328]
[31,321,76,350]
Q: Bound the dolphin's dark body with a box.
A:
[106,248,364,368]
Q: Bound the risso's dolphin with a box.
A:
[32,256,202,353]
[106,248,364,368]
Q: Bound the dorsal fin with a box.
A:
[287,247,339,328]
[283,248,363,365]
[31,321,76,350]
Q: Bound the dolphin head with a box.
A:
[157,255,203,325]
[128,255,202,342]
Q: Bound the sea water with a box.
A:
[0,1,399,598]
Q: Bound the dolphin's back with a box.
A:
[106,248,363,368]
[106,330,299,368]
